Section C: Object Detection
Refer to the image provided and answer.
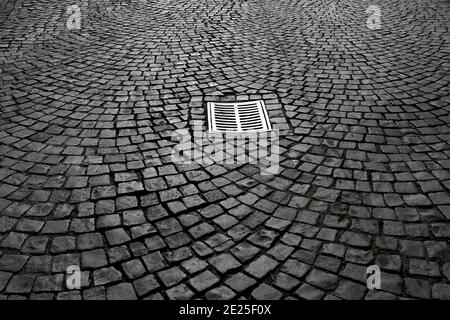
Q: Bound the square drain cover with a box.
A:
[207,100,272,133]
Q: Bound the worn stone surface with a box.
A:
[0,0,449,300]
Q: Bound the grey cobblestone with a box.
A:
[0,0,449,300]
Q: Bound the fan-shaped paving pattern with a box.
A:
[0,0,450,300]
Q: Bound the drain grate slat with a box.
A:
[207,100,272,133]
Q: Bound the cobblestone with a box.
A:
[0,0,449,300]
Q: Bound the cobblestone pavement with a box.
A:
[1,0,450,300]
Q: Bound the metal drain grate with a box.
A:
[207,100,272,133]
